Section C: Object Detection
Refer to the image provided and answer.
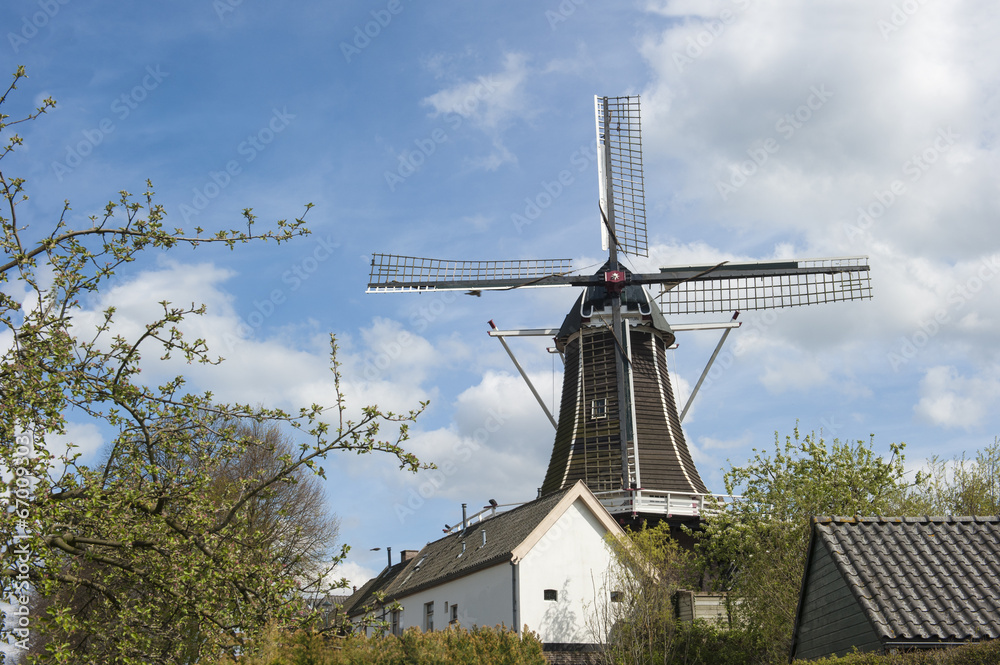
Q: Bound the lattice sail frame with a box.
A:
[367,254,574,293]
[655,257,872,315]
[596,95,647,258]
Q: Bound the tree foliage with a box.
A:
[595,522,770,665]
[0,68,424,664]
[695,427,925,664]
[597,428,1000,665]
[592,522,699,665]
[917,437,1000,516]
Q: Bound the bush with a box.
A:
[207,625,547,665]
[666,620,770,665]
[796,639,1000,665]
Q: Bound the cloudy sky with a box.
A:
[4,0,999,586]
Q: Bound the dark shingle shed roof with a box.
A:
[792,515,1000,656]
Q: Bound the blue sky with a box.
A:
[4,0,1000,587]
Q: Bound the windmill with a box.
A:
[368,95,872,526]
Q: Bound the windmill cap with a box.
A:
[554,262,675,346]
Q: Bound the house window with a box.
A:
[424,601,434,632]
[610,591,623,603]
[390,609,401,636]
[544,589,558,601]
[591,398,607,420]
[450,603,459,624]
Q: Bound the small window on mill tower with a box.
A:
[591,398,607,420]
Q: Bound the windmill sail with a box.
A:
[367,254,574,292]
[654,257,872,314]
[596,95,647,258]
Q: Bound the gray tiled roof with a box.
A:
[814,516,1000,644]
[383,485,575,600]
[342,559,410,618]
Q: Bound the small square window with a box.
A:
[591,399,607,420]
[544,589,558,601]
[610,591,623,603]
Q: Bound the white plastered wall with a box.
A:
[517,497,615,644]
[394,560,514,633]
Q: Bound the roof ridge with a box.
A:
[814,515,1000,524]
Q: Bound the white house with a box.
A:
[343,480,627,656]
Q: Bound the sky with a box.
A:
[3,0,999,588]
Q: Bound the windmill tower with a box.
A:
[368,95,872,526]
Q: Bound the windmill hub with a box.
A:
[604,269,626,294]
[557,264,677,354]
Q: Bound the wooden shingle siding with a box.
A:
[542,324,707,496]
[543,330,624,494]
[795,537,883,659]
[631,330,706,494]
[542,338,583,494]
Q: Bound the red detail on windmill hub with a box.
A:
[605,271,626,294]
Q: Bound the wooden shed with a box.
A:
[675,590,729,625]
[790,516,1000,661]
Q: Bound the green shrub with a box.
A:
[660,620,770,665]
[795,638,1000,665]
[206,624,546,665]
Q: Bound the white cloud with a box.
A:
[637,0,1000,263]
[389,370,556,508]
[332,560,380,591]
[914,365,1000,430]
[670,370,692,417]
[421,52,532,170]
[698,431,754,452]
[47,422,106,466]
[759,350,830,394]
[422,52,530,129]
[70,260,437,435]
